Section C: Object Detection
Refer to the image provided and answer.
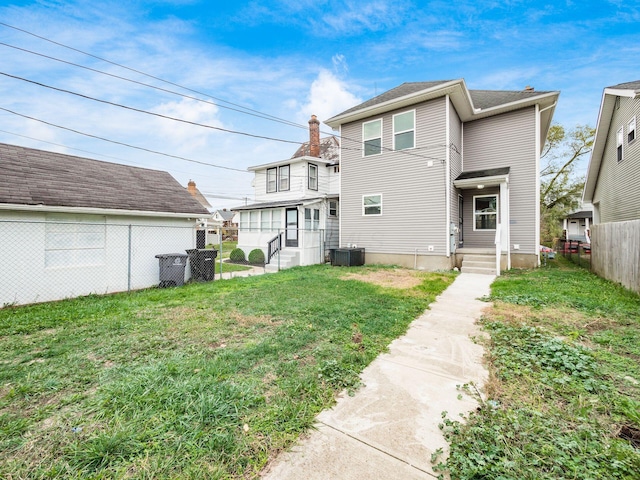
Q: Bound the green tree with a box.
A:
[540,124,595,244]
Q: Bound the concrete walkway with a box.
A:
[261,273,495,479]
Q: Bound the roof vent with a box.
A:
[524,85,535,91]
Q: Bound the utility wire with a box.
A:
[0,72,306,146]
[0,41,306,130]
[0,106,249,173]
[0,22,309,131]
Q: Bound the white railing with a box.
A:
[494,224,501,276]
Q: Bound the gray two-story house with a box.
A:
[325,79,559,274]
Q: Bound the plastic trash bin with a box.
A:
[186,248,218,281]
[155,253,189,287]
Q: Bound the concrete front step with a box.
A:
[461,266,497,275]
[265,250,299,271]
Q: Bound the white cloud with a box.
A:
[299,69,362,129]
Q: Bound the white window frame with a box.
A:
[362,194,382,216]
[617,127,624,162]
[473,195,498,231]
[260,210,271,231]
[279,165,290,191]
[266,167,277,193]
[363,119,382,157]
[328,200,338,217]
[271,209,282,230]
[308,163,318,191]
[628,116,636,144]
[393,110,415,151]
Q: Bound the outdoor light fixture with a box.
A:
[477,184,485,189]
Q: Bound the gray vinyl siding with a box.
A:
[449,100,463,244]
[592,96,640,223]
[340,97,449,255]
[463,107,538,254]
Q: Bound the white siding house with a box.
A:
[233,116,340,270]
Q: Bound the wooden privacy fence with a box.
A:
[591,220,640,294]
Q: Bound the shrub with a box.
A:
[248,249,265,265]
[229,248,246,262]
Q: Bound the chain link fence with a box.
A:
[555,238,592,269]
[0,220,264,307]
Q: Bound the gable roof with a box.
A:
[325,79,559,150]
[0,142,210,217]
[583,80,640,202]
[214,209,235,221]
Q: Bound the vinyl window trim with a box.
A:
[362,193,382,216]
[362,118,383,157]
[392,109,416,151]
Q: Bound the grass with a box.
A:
[434,256,640,479]
[0,265,455,479]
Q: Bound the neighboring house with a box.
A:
[0,143,211,305]
[233,115,340,269]
[561,203,593,241]
[209,209,238,243]
[325,79,560,274]
[583,80,640,293]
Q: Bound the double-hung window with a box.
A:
[363,194,382,216]
[328,200,338,217]
[304,208,320,230]
[393,110,415,150]
[474,195,497,230]
[266,168,277,193]
[628,117,636,143]
[308,163,318,190]
[363,119,382,156]
[267,165,290,192]
[279,165,290,191]
[617,127,624,162]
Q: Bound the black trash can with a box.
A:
[186,248,218,281]
[155,253,189,287]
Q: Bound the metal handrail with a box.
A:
[267,231,284,264]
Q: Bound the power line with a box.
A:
[0,71,306,146]
[0,106,249,173]
[0,22,310,132]
[0,41,307,130]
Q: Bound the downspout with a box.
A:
[445,95,451,258]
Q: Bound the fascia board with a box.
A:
[0,203,210,219]
[453,174,509,189]
[325,79,473,128]
[583,92,614,202]
[247,156,331,172]
[604,87,639,98]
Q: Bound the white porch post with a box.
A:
[500,180,510,271]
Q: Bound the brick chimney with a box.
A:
[309,115,320,158]
[187,180,197,197]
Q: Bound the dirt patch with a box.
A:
[342,269,423,289]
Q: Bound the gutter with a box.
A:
[0,203,210,219]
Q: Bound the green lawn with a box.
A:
[0,265,455,479]
[435,257,640,479]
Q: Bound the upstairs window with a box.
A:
[474,195,497,230]
[393,110,415,150]
[628,117,636,143]
[266,167,277,193]
[279,165,290,191]
[617,127,624,162]
[363,119,382,156]
[363,194,382,216]
[308,163,318,190]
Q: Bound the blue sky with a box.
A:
[1,0,639,209]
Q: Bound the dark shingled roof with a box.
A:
[468,90,554,110]
[335,81,452,117]
[455,167,510,180]
[607,80,640,90]
[0,143,210,215]
[331,81,556,119]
